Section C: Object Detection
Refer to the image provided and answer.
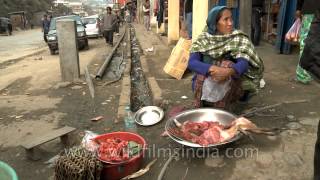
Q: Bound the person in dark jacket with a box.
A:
[184,0,193,39]
[251,0,264,46]
[42,15,51,43]
[297,2,320,179]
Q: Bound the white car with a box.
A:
[82,15,101,38]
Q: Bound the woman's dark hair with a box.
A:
[107,7,112,11]
[216,7,230,24]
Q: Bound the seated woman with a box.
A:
[188,6,264,110]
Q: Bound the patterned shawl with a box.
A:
[190,28,264,93]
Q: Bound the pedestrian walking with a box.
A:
[102,7,117,46]
[143,0,151,31]
[114,10,121,35]
[42,15,51,43]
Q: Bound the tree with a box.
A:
[84,5,94,16]
[52,4,73,16]
[0,0,53,17]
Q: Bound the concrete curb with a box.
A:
[140,55,149,74]
[117,76,131,123]
[139,55,163,105]
[2,47,47,63]
[147,77,163,105]
[117,25,132,122]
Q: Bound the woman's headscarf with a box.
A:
[207,5,227,35]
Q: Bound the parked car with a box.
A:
[81,15,101,38]
[0,17,12,35]
[46,15,89,55]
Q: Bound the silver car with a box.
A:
[82,15,101,38]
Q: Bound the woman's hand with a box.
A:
[208,65,235,83]
[295,10,302,19]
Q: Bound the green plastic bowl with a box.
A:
[0,161,18,180]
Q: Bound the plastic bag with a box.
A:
[81,130,99,152]
[201,77,231,103]
[285,18,301,43]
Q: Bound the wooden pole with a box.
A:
[239,0,252,36]
[192,0,209,42]
[168,0,180,44]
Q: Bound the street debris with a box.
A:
[71,85,82,90]
[241,99,308,117]
[255,153,273,168]
[283,153,304,167]
[260,79,266,88]
[309,112,318,115]
[299,116,320,126]
[205,156,225,168]
[34,56,43,60]
[160,131,169,137]
[286,122,302,130]
[286,115,296,121]
[101,76,123,86]
[157,151,179,180]
[267,135,278,141]
[181,167,189,180]
[90,116,104,121]
[44,155,60,168]
[122,159,157,179]
[145,46,154,52]
[15,115,23,119]
[84,66,95,98]
[53,82,71,89]
[181,96,188,99]
[81,131,99,152]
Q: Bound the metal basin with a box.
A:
[134,106,164,126]
[165,108,242,148]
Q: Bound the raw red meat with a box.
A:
[98,138,130,162]
[175,121,228,146]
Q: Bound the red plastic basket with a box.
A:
[94,132,147,180]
